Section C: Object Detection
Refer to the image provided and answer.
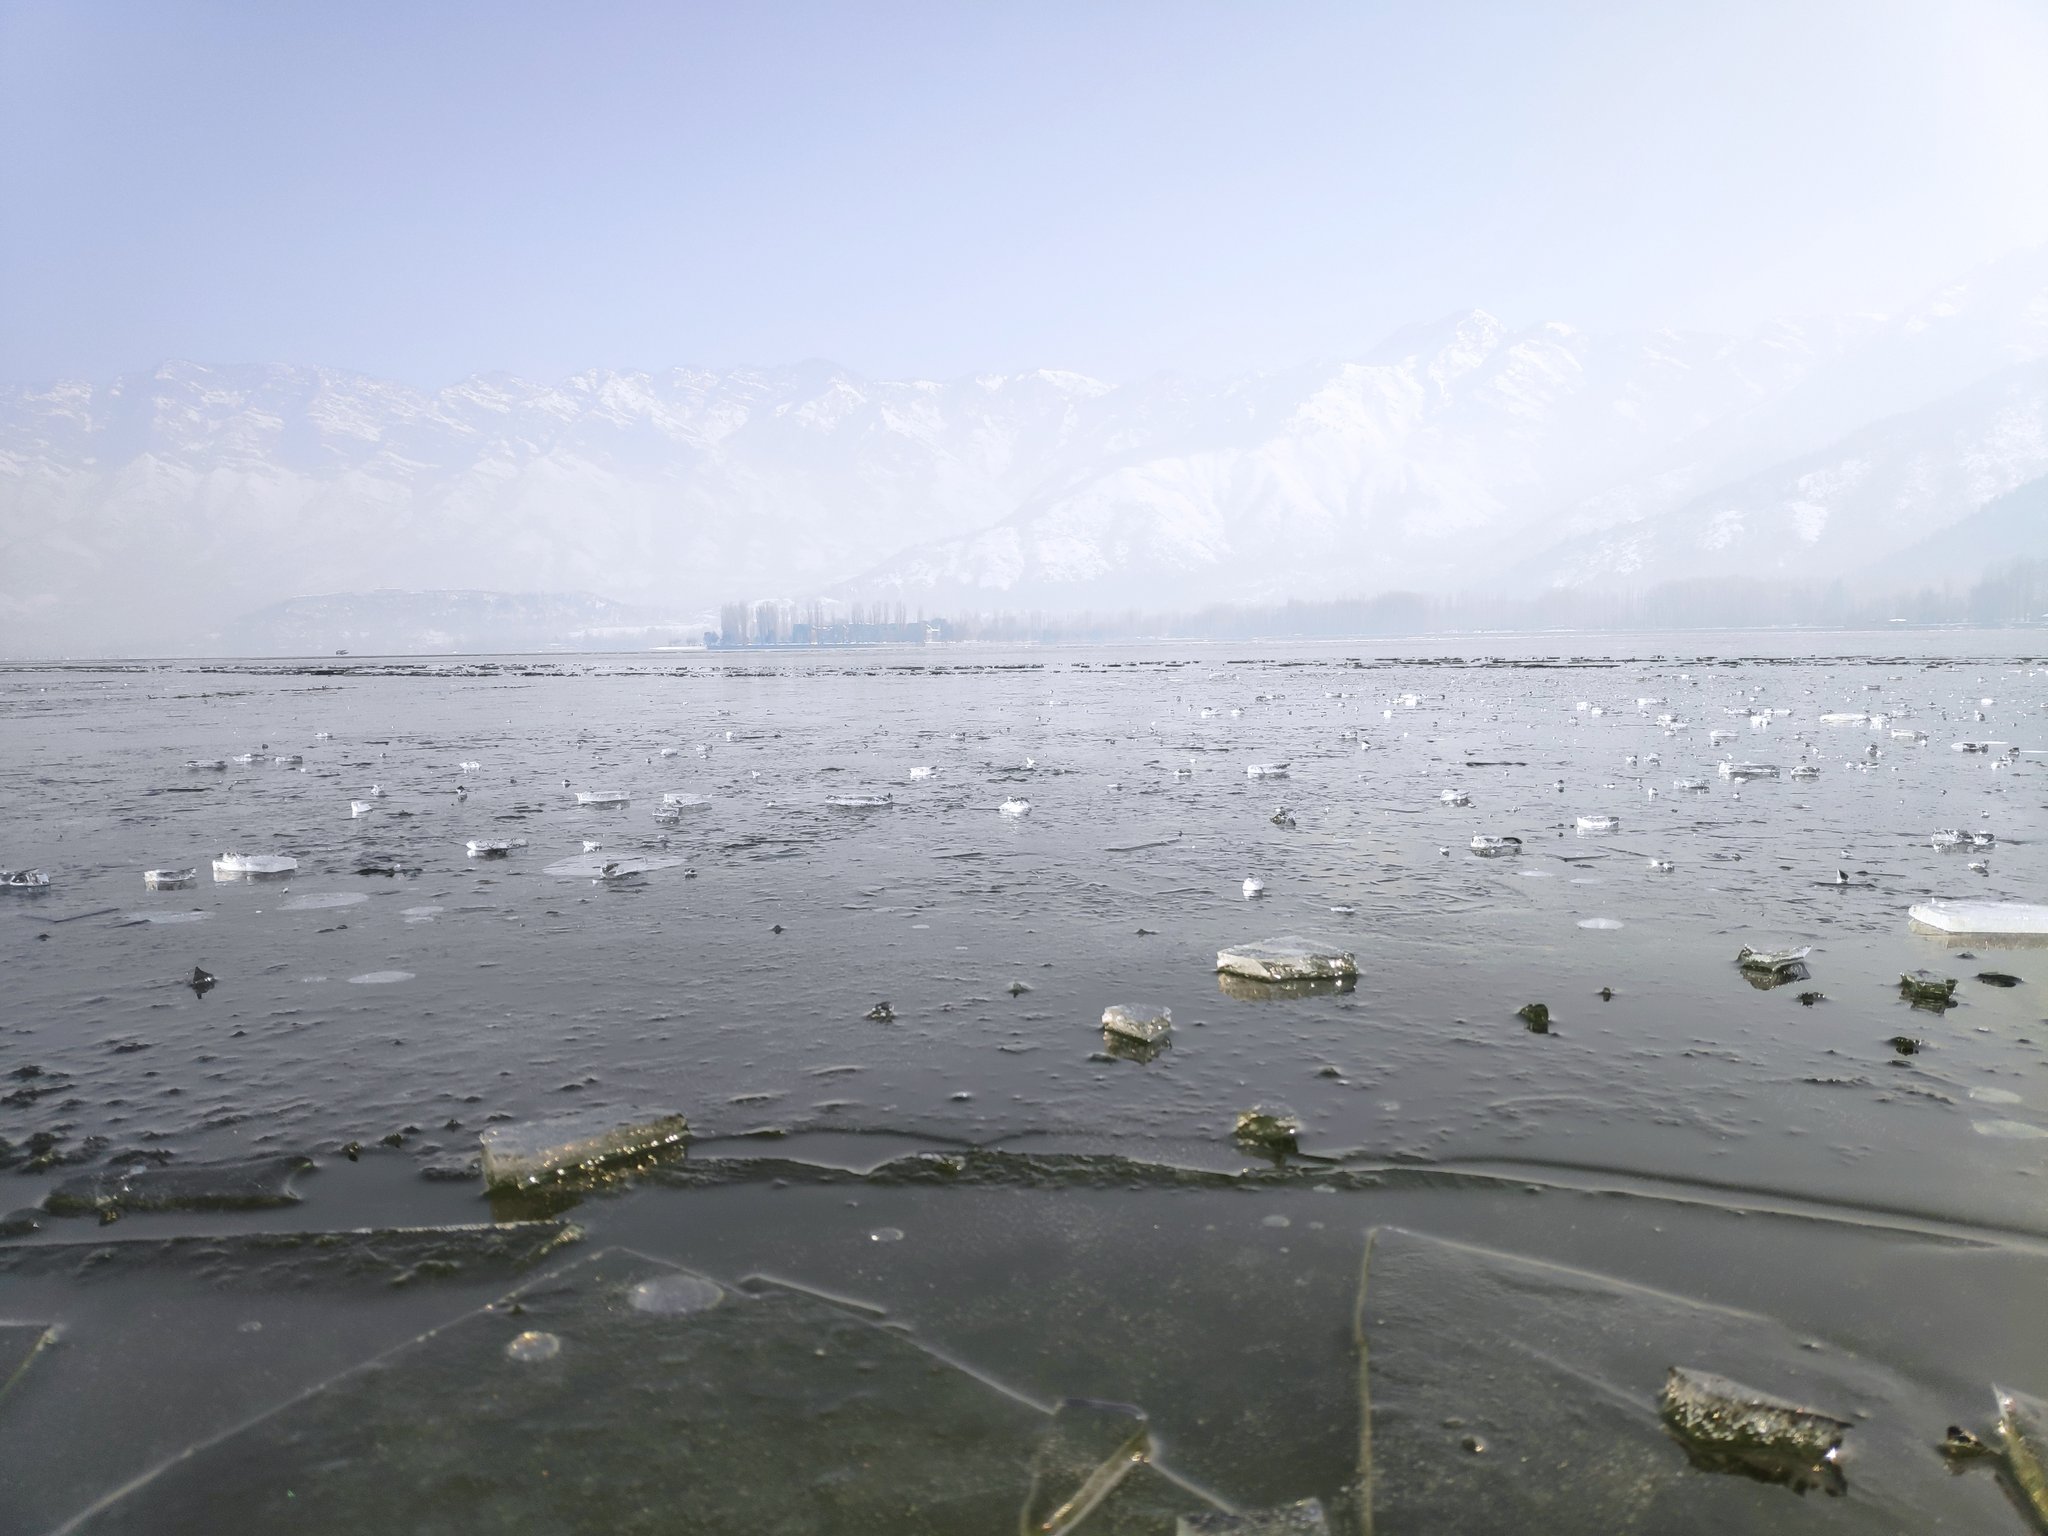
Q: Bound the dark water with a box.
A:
[2,633,2045,1533]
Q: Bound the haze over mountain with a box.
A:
[4,249,2047,655]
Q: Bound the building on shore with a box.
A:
[706,599,936,649]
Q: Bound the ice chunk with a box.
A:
[465,838,528,857]
[658,792,710,811]
[212,853,297,880]
[1997,1385,2048,1523]
[279,891,367,912]
[478,1107,688,1190]
[825,794,893,809]
[1672,777,1710,791]
[1898,969,1958,1006]
[1736,944,1811,975]
[1819,712,1869,725]
[350,800,375,817]
[1438,789,1470,806]
[1023,1397,1150,1535]
[1001,798,1032,816]
[1717,762,1779,780]
[1246,762,1290,779]
[1242,877,1266,899]
[908,765,933,779]
[457,759,481,771]
[1216,938,1357,983]
[1233,1108,1301,1156]
[1659,1367,1847,1489]
[575,790,630,807]
[184,758,227,770]
[1101,1003,1171,1045]
[1574,815,1619,832]
[1929,829,1995,850]
[2,868,51,889]
[1178,1501,1330,1535]
[1892,729,1927,743]
[1910,900,2048,938]
[1789,765,1820,780]
[1468,835,1521,856]
[45,1154,313,1216]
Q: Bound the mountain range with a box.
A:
[4,248,2046,654]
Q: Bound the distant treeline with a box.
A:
[916,559,2048,643]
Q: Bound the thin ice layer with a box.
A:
[477,1107,688,1189]
[66,1248,1227,1535]
[45,1155,314,1216]
[1356,1227,1948,1533]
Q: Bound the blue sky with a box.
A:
[4,0,2046,385]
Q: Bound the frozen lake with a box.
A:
[2,632,2046,1532]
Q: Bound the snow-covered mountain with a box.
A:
[4,249,2046,653]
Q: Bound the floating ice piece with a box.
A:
[1899,969,1958,1005]
[1179,1500,1331,1534]
[479,1106,688,1190]
[576,790,629,807]
[1659,1367,1848,1485]
[185,758,227,771]
[659,792,710,811]
[1242,877,1266,899]
[1,868,51,890]
[1439,789,1470,806]
[1574,815,1619,833]
[229,753,256,765]
[1789,765,1820,780]
[212,853,298,880]
[1216,937,1356,983]
[273,754,303,767]
[350,800,375,817]
[1000,798,1032,816]
[825,794,893,809]
[143,867,197,890]
[1469,835,1521,856]
[1819,713,1869,725]
[657,746,680,757]
[313,730,332,740]
[1246,763,1290,779]
[46,1154,313,1216]
[348,970,414,985]
[1101,1003,1171,1045]
[1736,944,1811,975]
[1718,762,1780,780]
[1636,696,1663,707]
[1270,806,1296,828]
[368,784,385,797]
[458,760,481,771]
[1953,741,2002,753]
[466,838,527,857]
[1709,729,1736,745]
[1673,777,1710,792]
[1891,729,1927,743]
[1397,693,1420,708]
[1997,1385,2048,1523]
[1647,858,1673,872]
[1929,829,1995,850]
[909,765,933,779]
[1908,900,2048,938]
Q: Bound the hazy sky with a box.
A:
[4,0,2047,386]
